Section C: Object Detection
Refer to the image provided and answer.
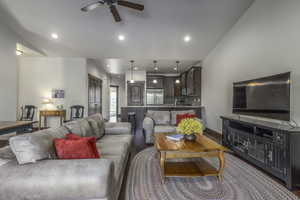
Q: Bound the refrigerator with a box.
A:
[146,89,164,105]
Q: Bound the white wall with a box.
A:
[87,59,111,119]
[0,21,19,120]
[18,57,88,127]
[202,0,300,132]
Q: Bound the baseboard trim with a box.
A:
[205,128,222,140]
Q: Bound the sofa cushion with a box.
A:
[96,141,128,156]
[98,135,132,147]
[147,110,171,125]
[154,125,177,134]
[171,110,196,125]
[105,122,131,135]
[86,117,105,139]
[9,130,56,164]
[64,119,93,137]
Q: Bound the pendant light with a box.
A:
[154,60,158,71]
[130,60,135,84]
[153,60,158,84]
[175,61,180,84]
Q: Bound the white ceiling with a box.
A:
[0,0,253,73]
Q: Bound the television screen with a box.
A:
[233,72,291,121]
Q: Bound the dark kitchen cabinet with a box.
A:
[180,72,187,96]
[186,67,201,97]
[174,78,181,97]
[164,77,175,104]
[147,76,164,89]
[127,81,145,106]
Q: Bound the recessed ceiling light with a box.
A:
[51,33,59,39]
[153,79,158,84]
[175,79,180,84]
[184,35,191,42]
[16,50,23,56]
[118,35,125,41]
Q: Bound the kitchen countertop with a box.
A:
[122,105,204,108]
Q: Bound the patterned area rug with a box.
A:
[125,147,298,200]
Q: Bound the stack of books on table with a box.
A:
[166,134,184,141]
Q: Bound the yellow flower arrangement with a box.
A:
[177,118,203,135]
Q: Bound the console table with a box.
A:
[221,116,300,189]
[39,110,66,129]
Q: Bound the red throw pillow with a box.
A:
[176,114,197,126]
[176,114,188,126]
[54,134,100,159]
[66,134,100,158]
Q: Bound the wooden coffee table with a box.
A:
[154,133,226,183]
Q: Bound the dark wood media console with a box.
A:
[221,116,300,189]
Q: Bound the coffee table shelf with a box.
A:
[164,160,219,177]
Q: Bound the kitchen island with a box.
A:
[121,105,204,129]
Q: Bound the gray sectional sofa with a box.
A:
[143,110,205,144]
[0,114,132,200]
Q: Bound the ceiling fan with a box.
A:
[81,0,144,22]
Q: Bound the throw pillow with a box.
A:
[65,133,99,157]
[54,137,100,159]
[9,131,56,164]
[176,114,197,126]
[86,118,105,139]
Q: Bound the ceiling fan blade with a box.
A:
[81,1,104,12]
[117,0,144,11]
[110,5,122,22]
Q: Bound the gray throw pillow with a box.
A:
[86,118,105,139]
[9,131,56,165]
[64,119,93,137]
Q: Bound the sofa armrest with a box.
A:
[105,122,132,135]
[0,159,114,200]
[143,117,155,144]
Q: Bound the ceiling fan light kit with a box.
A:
[81,0,145,22]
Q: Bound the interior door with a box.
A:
[88,75,102,116]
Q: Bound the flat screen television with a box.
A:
[233,72,291,121]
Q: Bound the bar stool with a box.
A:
[128,112,136,133]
